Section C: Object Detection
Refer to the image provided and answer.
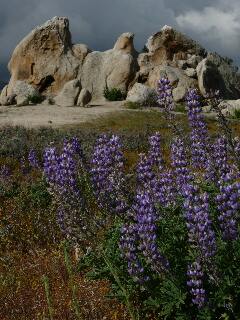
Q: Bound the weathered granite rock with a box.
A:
[0,85,17,106]
[197,53,240,99]
[147,65,197,101]
[7,17,90,97]
[144,25,206,68]
[77,88,92,107]
[3,18,240,105]
[13,80,40,105]
[0,85,9,105]
[186,55,202,68]
[184,68,197,78]
[55,79,81,107]
[80,32,138,100]
[126,83,156,105]
[220,99,240,117]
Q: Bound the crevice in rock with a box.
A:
[38,75,55,93]
[31,63,35,75]
[137,74,148,84]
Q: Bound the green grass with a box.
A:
[124,101,142,109]
[233,108,240,119]
[175,103,187,113]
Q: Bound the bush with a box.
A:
[233,109,240,119]
[27,94,44,104]
[103,85,126,101]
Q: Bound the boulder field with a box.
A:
[1,16,240,106]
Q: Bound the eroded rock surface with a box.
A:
[2,18,240,107]
[55,79,81,107]
[80,32,138,100]
[7,17,90,97]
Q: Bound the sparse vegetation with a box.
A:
[175,102,187,113]
[124,101,142,109]
[233,108,240,119]
[103,85,126,101]
[27,93,44,104]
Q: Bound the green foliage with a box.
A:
[78,198,240,319]
[175,103,187,113]
[233,109,240,119]
[103,85,126,101]
[42,275,54,320]
[124,101,142,109]
[29,180,52,209]
[27,94,44,104]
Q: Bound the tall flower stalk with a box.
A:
[186,89,209,169]
[183,184,216,261]
[91,134,128,215]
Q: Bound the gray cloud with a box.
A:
[0,0,239,81]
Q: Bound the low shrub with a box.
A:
[103,85,126,101]
[27,94,44,104]
[233,108,240,119]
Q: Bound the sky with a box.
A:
[0,0,240,81]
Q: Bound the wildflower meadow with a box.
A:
[1,78,240,319]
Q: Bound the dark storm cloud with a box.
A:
[0,0,240,81]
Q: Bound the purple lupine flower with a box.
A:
[183,184,216,260]
[171,137,192,189]
[155,169,177,208]
[28,149,40,168]
[137,153,156,189]
[43,141,88,244]
[91,134,128,215]
[71,137,83,156]
[43,146,60,185]
[187,261,206,308]
[186,89,209,168]
[148,132,163,170]
[205,136,240,241]
[157,77,174,111]
[234,137,240,157]
[216,181,240,241]
[205,136,233,184]
[134,191,169,273]
[119,222,148,283]
[214,137,234,182]
[157,77,184,136]
[58,140,79,194]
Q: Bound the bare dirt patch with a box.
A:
[0,101,126,128]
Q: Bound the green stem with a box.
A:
[42,275,54,320]
[63,241,83,320]
[102,250,139,320]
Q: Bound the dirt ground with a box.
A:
[0,101,126,128]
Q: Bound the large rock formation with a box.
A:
[197,53,240,99]
[1,18,240,106]
[6,17,89,97]
[55,79,81,107]
[80,32,138,100]
[126,83,156,104]
[77,88,92,107]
